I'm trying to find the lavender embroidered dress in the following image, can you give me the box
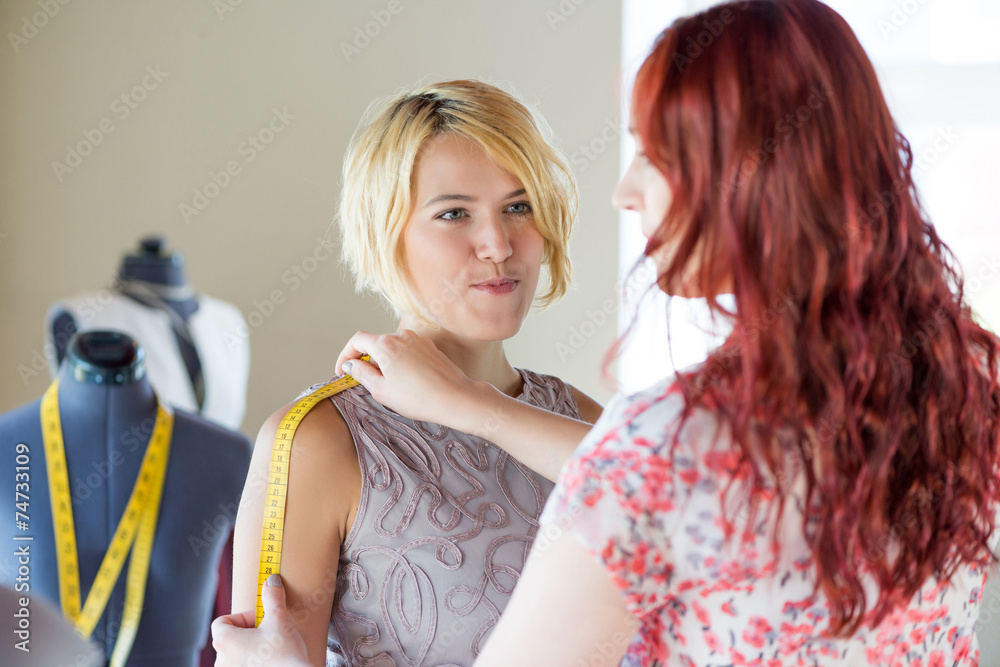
[325,369,581,667]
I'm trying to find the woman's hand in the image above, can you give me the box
[336,330,490,431]
[211,574,311,667]
[337,329,597,481]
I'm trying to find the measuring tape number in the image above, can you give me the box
[255,362,366,627]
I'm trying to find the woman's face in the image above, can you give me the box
[612,131,729,297]
[401,133,544,341]
[612,131,673,241]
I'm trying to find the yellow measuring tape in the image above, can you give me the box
[42,380,173,667]
[255,362,366,627]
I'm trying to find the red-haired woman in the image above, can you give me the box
[214,1,1000,665]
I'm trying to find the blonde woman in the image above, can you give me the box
[221,2,1000,665]
[221,80,602,667]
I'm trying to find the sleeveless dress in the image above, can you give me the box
[325,368,581,667]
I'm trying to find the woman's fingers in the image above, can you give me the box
[260,572,288,618]
[211,609,255,633]
[210,575,310,666]
[210,610,255,665]
[334,330,481,428]
[337,330,424,375]
[336,330,376,374]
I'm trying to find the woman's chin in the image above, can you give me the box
[465,316,525,343]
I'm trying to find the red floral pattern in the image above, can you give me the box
[540,377,994,667]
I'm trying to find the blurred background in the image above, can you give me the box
[2,0,999,658]
[0,0,624,433]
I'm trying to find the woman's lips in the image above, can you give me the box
[471,279,518,295]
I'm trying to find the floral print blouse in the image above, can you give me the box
[540,375,995,666]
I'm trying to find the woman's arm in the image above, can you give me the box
[448,380,599,481]
[337,330,602,481]
[472,517,640,666]
[232,398,362,666]
[219,506,639,667]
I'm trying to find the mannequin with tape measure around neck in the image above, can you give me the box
[44,236,251,431]
[0,330,251,666]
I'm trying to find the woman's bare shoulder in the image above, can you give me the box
[242,393,363,558]
[568,384,604,424]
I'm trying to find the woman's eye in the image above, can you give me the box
[438,209,466,221]
[507,202,532,216]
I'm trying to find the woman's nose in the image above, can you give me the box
[476,214,514,263]
[612,174,638,212]
[613,155,647,212]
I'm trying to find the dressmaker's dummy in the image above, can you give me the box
[45,236,250,431]
[0,331,251,666]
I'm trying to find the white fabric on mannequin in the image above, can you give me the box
[44,292,250,431]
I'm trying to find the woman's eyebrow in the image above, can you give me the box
[422,193,475,208]
[422,189,526,208]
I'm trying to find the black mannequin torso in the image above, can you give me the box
[0,331,251,666]
[116,235,199,320]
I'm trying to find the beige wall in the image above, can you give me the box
[0,0,624,437]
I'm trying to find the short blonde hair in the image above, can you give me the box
[338,79,578,318]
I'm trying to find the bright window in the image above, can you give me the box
[618,0,1000,393]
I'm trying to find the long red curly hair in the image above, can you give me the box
[626,0,1000,635]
